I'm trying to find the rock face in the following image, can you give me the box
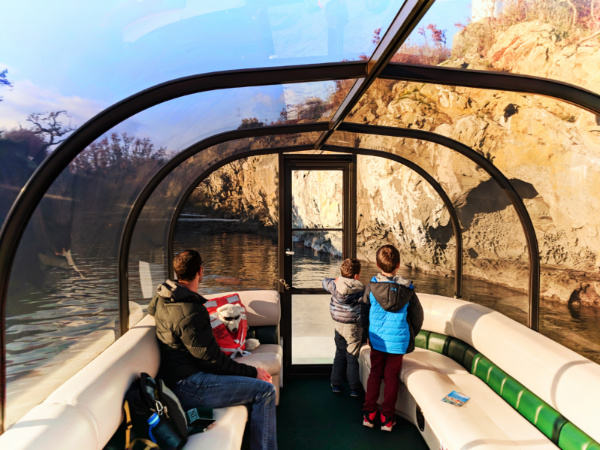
[188,21,600,306]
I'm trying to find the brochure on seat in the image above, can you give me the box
[441,390,470,407]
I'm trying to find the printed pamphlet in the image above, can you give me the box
[441,390,470,407]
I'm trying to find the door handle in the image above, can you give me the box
[285,248,295,256]
[278,279,291,291]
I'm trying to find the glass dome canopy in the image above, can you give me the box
[1,0,600,435]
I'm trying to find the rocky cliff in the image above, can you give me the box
[188,20,600,306]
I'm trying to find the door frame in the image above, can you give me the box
[278,153,357,377]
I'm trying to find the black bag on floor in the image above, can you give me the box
[123,373,188,450]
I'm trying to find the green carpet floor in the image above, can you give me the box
[276,378,428,449]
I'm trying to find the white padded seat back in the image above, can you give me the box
[204,290,280,327]
[0,402,99,450]
[419,293,600,443]
[46,314,159,447]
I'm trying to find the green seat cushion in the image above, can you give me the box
[500,376,526,409]
[558,423,600,450]
[447,338,469,365]
[517,390,567,443]
[463,346,479,372]
[428,332,450,355]
[472,354,493,382]
[487,366,508,396]
[415,330,430,349]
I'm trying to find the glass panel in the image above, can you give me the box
[330,131,530,325]
[392,0,600,94]
[292,293,335,364]
[128,132,321,307]
[0,80,346,237]
[173,155,280,295]
[341,78,600,361]
[292,170,343,229]
[292,230,342,288]
[1,0,402,141]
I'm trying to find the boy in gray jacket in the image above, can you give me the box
[322,258,365,397]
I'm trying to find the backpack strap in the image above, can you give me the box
[123,399,158,450]
[124,400,133,449]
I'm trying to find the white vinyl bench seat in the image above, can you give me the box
[0,290,282,450]
[359,294,600,450]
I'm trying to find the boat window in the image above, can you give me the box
[345,79,600,330]
[331,129,531,318]
[170,155,280,296]
[128,134,321,309]
[332,112,600,362]
[5,165,123,427]
[393,0,600,95]
[0,1,400,140]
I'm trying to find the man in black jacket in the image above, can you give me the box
[149,249,277,450]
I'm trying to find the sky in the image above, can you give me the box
[0,0,471,151]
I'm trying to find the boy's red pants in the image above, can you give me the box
[363,348,404,418]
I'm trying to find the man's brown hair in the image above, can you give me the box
[340,258,361,278]
[173,249,202,282]
[376,245,400,274]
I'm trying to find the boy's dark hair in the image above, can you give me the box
[174,249,202,282]
[376,245,400,274]
[340,258,361,278]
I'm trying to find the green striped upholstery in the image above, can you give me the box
[558,423,600,450]
[414,330,598,449]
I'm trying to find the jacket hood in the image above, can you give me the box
[369,274,414,312]
[334,277,365,296]
[156,279,205,303]
[149,280,205,316]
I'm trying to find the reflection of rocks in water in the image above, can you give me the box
[293,232,343,258]
[215,276,243,286]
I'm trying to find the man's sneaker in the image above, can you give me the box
[331,385,341,394]
[380,413,396,432]
[350,389,360,398]
[362,410,377,428]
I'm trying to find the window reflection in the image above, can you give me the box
[394,0,600,95]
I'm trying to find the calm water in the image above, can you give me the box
[5,228,600,426]
[175,229,600,363]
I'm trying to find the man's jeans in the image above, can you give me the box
[331,322,363,391]
[174,372,277,450]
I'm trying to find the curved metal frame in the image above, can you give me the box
[118,124,327,335]
[2,58,600,431]
[381,63,600,116]
[323,145,463,298]
[337,122,540,331]
[0,62,365,431]
[165,144,463,301]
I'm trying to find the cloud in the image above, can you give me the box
[0,79,105,132]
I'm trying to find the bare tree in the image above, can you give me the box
[0,69,12,102]
[21,110,76,147]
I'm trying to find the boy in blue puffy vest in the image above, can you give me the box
[322,258,365,397]
[362,245,423,431]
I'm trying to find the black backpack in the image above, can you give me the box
[123,373,188,450]
[105,373,215,450]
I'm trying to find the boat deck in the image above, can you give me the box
[276,377,427,449]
